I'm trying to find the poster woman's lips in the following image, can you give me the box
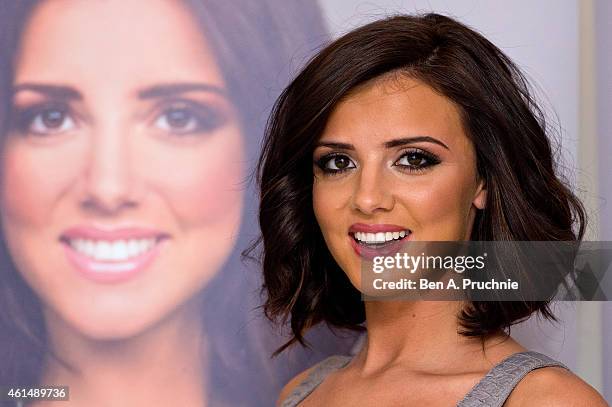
[59,226,170,283]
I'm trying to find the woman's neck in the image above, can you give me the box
[357,300,521,375]
[39,300,208,407]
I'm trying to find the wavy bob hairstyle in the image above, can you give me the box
[249,13,587,352]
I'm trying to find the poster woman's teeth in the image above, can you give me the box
[68,239,157,261]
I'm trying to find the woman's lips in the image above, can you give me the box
[59,226,169,284]
[348,223,412,260]
[348,223,407,233]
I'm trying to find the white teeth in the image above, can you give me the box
[353,230,410,243]
[69,238,157,261]
[127,240,139,255]
[97,241,112,260]
[111,240,128,260]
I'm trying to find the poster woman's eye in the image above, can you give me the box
[155,107,198,133]
[154,102,225,135]
[21,106,76,136]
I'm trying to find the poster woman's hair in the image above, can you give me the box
[0,1,328,405]
[251,13,587,353]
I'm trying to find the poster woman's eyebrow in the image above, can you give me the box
[384,136,449,150]
[138,83,227,99]
[13,83,82,100]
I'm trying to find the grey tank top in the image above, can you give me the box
[280,351,568,407]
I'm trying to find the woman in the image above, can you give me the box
[0,1,336,406]
[252,14,608,406]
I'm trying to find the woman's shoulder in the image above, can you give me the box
[505,365,608,407]
[277,365,317,407]
[276,355,353,407]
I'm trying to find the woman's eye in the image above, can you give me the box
[27,107,76,135]
[153,103,224,135]
[394,150,439,171]
[155,107,198,133]
[317,154,356,173]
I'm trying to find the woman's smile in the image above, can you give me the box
[348,223,412,260]
[59,225,171,283]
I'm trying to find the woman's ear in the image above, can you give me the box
[473,180,486,209]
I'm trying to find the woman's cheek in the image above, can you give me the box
[397,174,476,240]
[0,142,81,226]
[146,131,245,225]
[313,179,343,229]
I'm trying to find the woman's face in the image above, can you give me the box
[0,0,244,339]
[312,76,486,289]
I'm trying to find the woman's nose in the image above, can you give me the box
[350,165,394,215]
[80,127,139,215]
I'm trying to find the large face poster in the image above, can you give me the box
[0,1,609,406]
[0,1,354,406]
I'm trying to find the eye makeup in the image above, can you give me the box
[10,100,78,137]
[313,146,441,177]
[393,147,441,173]
[149,98,228,136]
[9,93,230,140]
[314,152,356,175]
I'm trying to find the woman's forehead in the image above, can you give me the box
[14,0,225,92]
[319,76,470,152]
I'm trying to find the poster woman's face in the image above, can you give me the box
[0,0,244,339]
[312,77,486,289]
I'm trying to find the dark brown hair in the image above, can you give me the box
[249,13,587,353]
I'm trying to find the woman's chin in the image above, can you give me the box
[77,323,151,342]
[45,305,182,343]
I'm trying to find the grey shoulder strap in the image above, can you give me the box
[279,355,352,407]
[457,351,569,407]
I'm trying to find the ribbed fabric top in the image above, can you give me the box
[457,351,568,406]
[280,351,568,407]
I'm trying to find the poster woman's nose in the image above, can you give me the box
[80,127,139,215]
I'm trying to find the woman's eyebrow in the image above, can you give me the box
[315,136,450,151]
[384,136,449,150]
[314,141,354,150]
[138,83,227,99]
[13,83,82,100]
